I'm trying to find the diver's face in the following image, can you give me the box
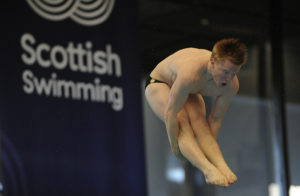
[211,58,241,87]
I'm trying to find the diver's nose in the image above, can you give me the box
[225,74,232,81]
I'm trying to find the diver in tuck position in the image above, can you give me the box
[145,38,247,187]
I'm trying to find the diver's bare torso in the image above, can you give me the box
[145,41,245,187]
[150,48,238,97]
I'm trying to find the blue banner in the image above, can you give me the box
[0,1,146,195]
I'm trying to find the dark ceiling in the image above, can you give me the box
[138,0,300,74]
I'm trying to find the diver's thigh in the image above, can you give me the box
[184,94,206,122]
[145,83,170,121]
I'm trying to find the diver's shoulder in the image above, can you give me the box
[177,47,211,54]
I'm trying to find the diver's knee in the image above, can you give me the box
[177,113,189,127]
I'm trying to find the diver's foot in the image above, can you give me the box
[216,165,238,184]
[204,167,229,187]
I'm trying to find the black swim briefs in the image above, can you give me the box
[145,76,169,89]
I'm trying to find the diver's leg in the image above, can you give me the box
[177,110,229,187]
[185,94,237,184]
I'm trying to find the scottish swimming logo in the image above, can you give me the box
[26,0,115,26]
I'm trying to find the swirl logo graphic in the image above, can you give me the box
[26,0,115,26]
